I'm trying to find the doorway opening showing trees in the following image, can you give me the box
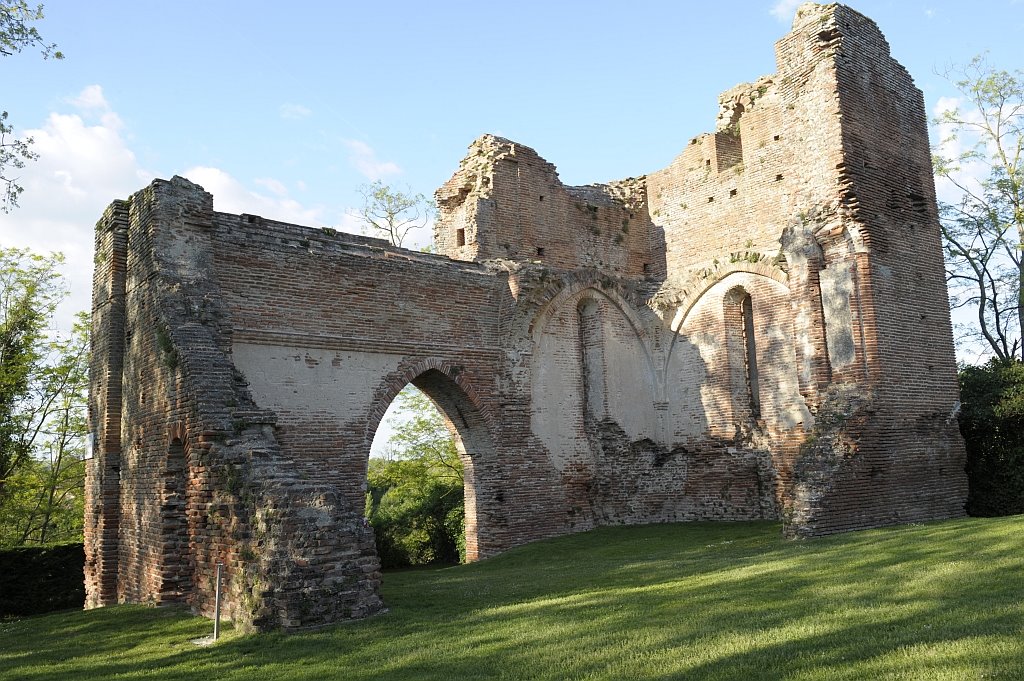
[365,368,491,569]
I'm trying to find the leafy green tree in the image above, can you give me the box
[933,56,1023,361]
[0,249,87,547]
[958,360,1024,516]
[365,386,464,567]
[1,1,63,212]
[356,181,434,249]
[0,247,66,502]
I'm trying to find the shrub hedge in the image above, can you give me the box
[959,360,1024,517]
[0,542,84,617]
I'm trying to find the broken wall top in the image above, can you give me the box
[433,2,921,290]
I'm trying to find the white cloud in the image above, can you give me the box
[0,85,338,332]
[182,166,330,226]
[337,209,366,235]
[402,218,435,251]
[254,177,289,197]
[341,207,434,251]
[279,103,311,120]
[769,0,802,23]
[0,86,151,329]
[67,84,125,135]
[342,139,401,181]
[69,84,109,112]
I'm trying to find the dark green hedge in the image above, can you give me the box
[959,360,1024,517]
[0,542,84,617]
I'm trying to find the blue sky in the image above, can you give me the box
[1,0,1022,330]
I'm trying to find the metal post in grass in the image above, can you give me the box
[213,563,223,640]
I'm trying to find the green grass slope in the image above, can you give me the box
[2,517,1021,680]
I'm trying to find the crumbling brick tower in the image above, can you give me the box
[85,3,966,631]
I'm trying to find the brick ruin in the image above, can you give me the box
[85,3,967,630]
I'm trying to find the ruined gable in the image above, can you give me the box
[85,3,966,631]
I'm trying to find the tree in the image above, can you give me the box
[958,359,1024,517]
[0,247,65,502]
[933,56,1023,362]
[365,386,464,567]
[0,249,87,548]
[1,0,63,212]
[356,180,434,249]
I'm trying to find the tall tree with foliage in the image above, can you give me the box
[1,1,63,212]
[933,56,1023,362]
[0,249,87,547]
[0,248,65,501]
[365,386,464,567]
[0,313,88,545]
[356,181,434,249]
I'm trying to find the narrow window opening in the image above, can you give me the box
[456,228,466,247]
[705,159,711,168]
[775,174,784,182]
[708,196,715,203]
[536,246,545,257]
[539,195,544,202]
[773,134,781,141]
[642,263,651,274]
[578,299,606,421]
[729,189,738,198]
[741,294,761,418]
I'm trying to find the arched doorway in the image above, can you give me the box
[365,367,494,564]
[367,384,464,566]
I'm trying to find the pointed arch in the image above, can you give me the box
[363,359,497,562]
[528,280,659,387]
[363,358,496,450]
[667,265,789,367]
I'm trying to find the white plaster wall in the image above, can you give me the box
[530,288,658,469]
[663,325,715,441]
[231,342,402,425]
[530,302,589,472]
[601,298,658,441]
[819,262,856,369]
[674,293,730,438]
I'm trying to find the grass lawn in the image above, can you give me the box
[2,516,1021,680]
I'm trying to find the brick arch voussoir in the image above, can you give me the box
[167,421,187,446]
[523,270,655,345]
[673,262,789,333]
[518,272,661,385]
[362,357,497,451]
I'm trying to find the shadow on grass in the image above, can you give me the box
[2,517,1021,680]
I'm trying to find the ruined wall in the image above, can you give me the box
[87,180,389,628]
[436,136,661,279]
[87,2,967,632]
[782,5,967,533]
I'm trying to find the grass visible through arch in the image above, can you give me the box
[2,517,1021,680]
